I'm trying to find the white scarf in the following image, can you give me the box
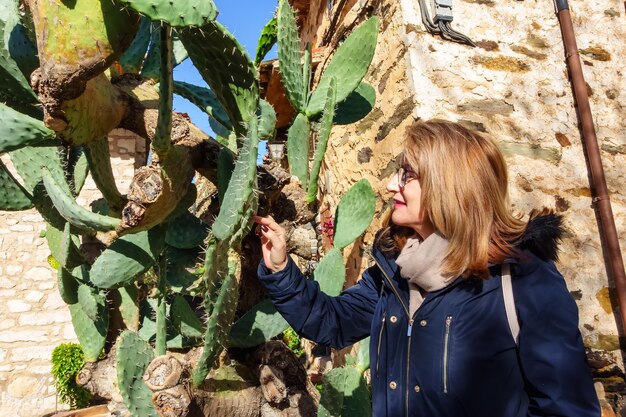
[395,232,455,316]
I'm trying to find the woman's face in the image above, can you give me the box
[386,163,435,239]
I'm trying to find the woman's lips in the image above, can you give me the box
[393,199,406,206]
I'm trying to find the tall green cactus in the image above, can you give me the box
[276,0,378,200]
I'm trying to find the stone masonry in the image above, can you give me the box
[0,130,145,416]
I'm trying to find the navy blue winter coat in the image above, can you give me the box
[257,215,600,417]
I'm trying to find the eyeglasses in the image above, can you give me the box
[397,166,418,189]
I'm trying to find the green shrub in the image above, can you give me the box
[282,327,304,358]
[51,343,92,409]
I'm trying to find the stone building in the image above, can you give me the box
[0,0,624,415]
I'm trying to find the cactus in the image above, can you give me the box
[45,222,83,270]
[277,0,305,111]
[229,298,289,348]
[211,118,259,241]
[0,1,40,119]
[313,247,346,296]
[152,25,173,156]
[334,82,376,125]
[42,167,120,232]
[77,284,106,322]
[173,80,232,133]
[254,16,278,67]
[0,103,54,153]
[119,17,153,74]
[217,148,235,204]
[305,17,379,117]
[307,77,337,204]
[333,179,376,250]
[57,267,79,305]
[84,137,125,214]
[171,295,204,339]
[192,254,239,387]
[116,331,159,417]
[0,159,33,211]
[286,113,311,188]
[90,226,166,289]
[259,99,277,140]
[116,0,217,28]
[179,20,259,136]
[68,299,108,362]
[276,4,378,200]
[165,211,210,249]
[318,337,372,417]
[117,285,140,331]
[69,147,89,197]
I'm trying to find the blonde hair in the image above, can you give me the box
[379,120,527,279]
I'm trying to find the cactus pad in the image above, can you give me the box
[68,300,108,362]
[258,99,277,140]
[229,298,289,348]
[286,113,310,188]
[116,331,158,417]
[307,77,336,204]
[119,16,153,74]
[57,267,79,305]
[334,82,376,125]
[90,226,166,289]
[42,167,120,232]
[254,16,277,66]
[277,0,304,111]
[84,137,125,214]
[192,256,240,387]
[318,366,372,417]
[0,158,33,210]
[179,21,259,135]
[173,81,232,132]
[211,119,259,241]
[116,0,217,28]
[165,211,210,249]
[306,17,379,116]
[313,247,346,296]
[333,179,376,250]
[0,103,54,153]
[171,295,204,339]
[77,284,106,322]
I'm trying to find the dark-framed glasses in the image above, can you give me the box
[397,166,418,189]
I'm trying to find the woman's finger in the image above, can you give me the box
[252,215,283,233]
[261,227,285,249]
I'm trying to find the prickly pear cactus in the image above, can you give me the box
[116,331,159,417]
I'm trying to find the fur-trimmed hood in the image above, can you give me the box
[516,211,564,262]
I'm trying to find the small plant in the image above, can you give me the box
[51,343,92,409]
[282,327,304,358]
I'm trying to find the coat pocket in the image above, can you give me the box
[443,315,453,393]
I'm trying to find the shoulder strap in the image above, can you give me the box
[501,263,520,345]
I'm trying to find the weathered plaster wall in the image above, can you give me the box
[0,130,144,416]
[298,0,625,413]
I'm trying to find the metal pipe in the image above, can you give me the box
[554,1,626,331]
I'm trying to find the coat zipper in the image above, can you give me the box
[443,315,453,393]
[370,254,412,417]
[376,316,385,376]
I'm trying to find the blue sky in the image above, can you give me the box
[173,0,278,140]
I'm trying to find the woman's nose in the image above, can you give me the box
[386,174,399,193]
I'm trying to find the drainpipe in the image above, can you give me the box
[554,0,626,332]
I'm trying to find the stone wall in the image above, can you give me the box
[295,0,625,413]
[0,130,145,417]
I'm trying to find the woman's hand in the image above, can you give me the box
[253,216,288,273]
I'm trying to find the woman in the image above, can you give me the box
[253,120,600,416]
